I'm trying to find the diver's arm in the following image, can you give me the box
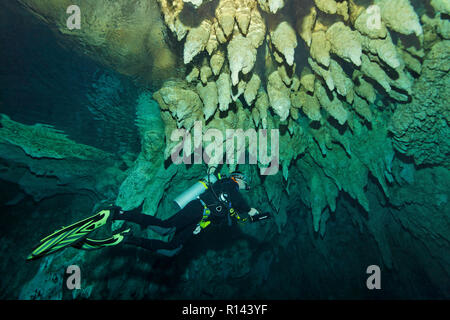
[228,185,251,213]
[226,180,270,223]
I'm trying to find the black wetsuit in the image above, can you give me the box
[115,178,251,254]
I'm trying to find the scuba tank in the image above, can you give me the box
[173,173,218,209]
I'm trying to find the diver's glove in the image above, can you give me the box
[248,209,272,223]
[248,208,259,217]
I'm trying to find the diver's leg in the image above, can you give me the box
[145,202,202,235]
[112,206,169,228]
[114,200,203,230]
[124,236,178,250]
[123,235,182,257]
[123,225,196,257]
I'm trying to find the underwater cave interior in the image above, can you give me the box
[0,0,449,299]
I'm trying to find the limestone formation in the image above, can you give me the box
[297,5,317,47]
[326,22,363,66]
[310,31,331,67]
[375,0,423,36]
[235,0,257,34]
[315,80,348,125]
[353,72,377,104]
[271,21,298,66]
[354,5,388,39]
[255,89,270,128]
[298,89,322,122]
[267,71,292,121]
[197,81,219,120]
[228,34,257,85]
[184,20,212,64]
[352,94,373,123]
[216,0,237,37]
[184,0,206,9]
[158,0,188,40]
[431,0,450,14]
[153,81,203,131]
[247,8,266,48]
[362,34,402,69]
[200,64,213,84]
[217,72,233,111]
[210,50,226,75]
[329,59,354,99]
[244,73,262,105]
[300,67,316,93]
[314,0,337,15]
[258,0,285,13]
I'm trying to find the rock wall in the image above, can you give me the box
[16,0,180,88]
[0,114,126,202]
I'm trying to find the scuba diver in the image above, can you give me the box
[27,171,271,260]
[111,172,270,257]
